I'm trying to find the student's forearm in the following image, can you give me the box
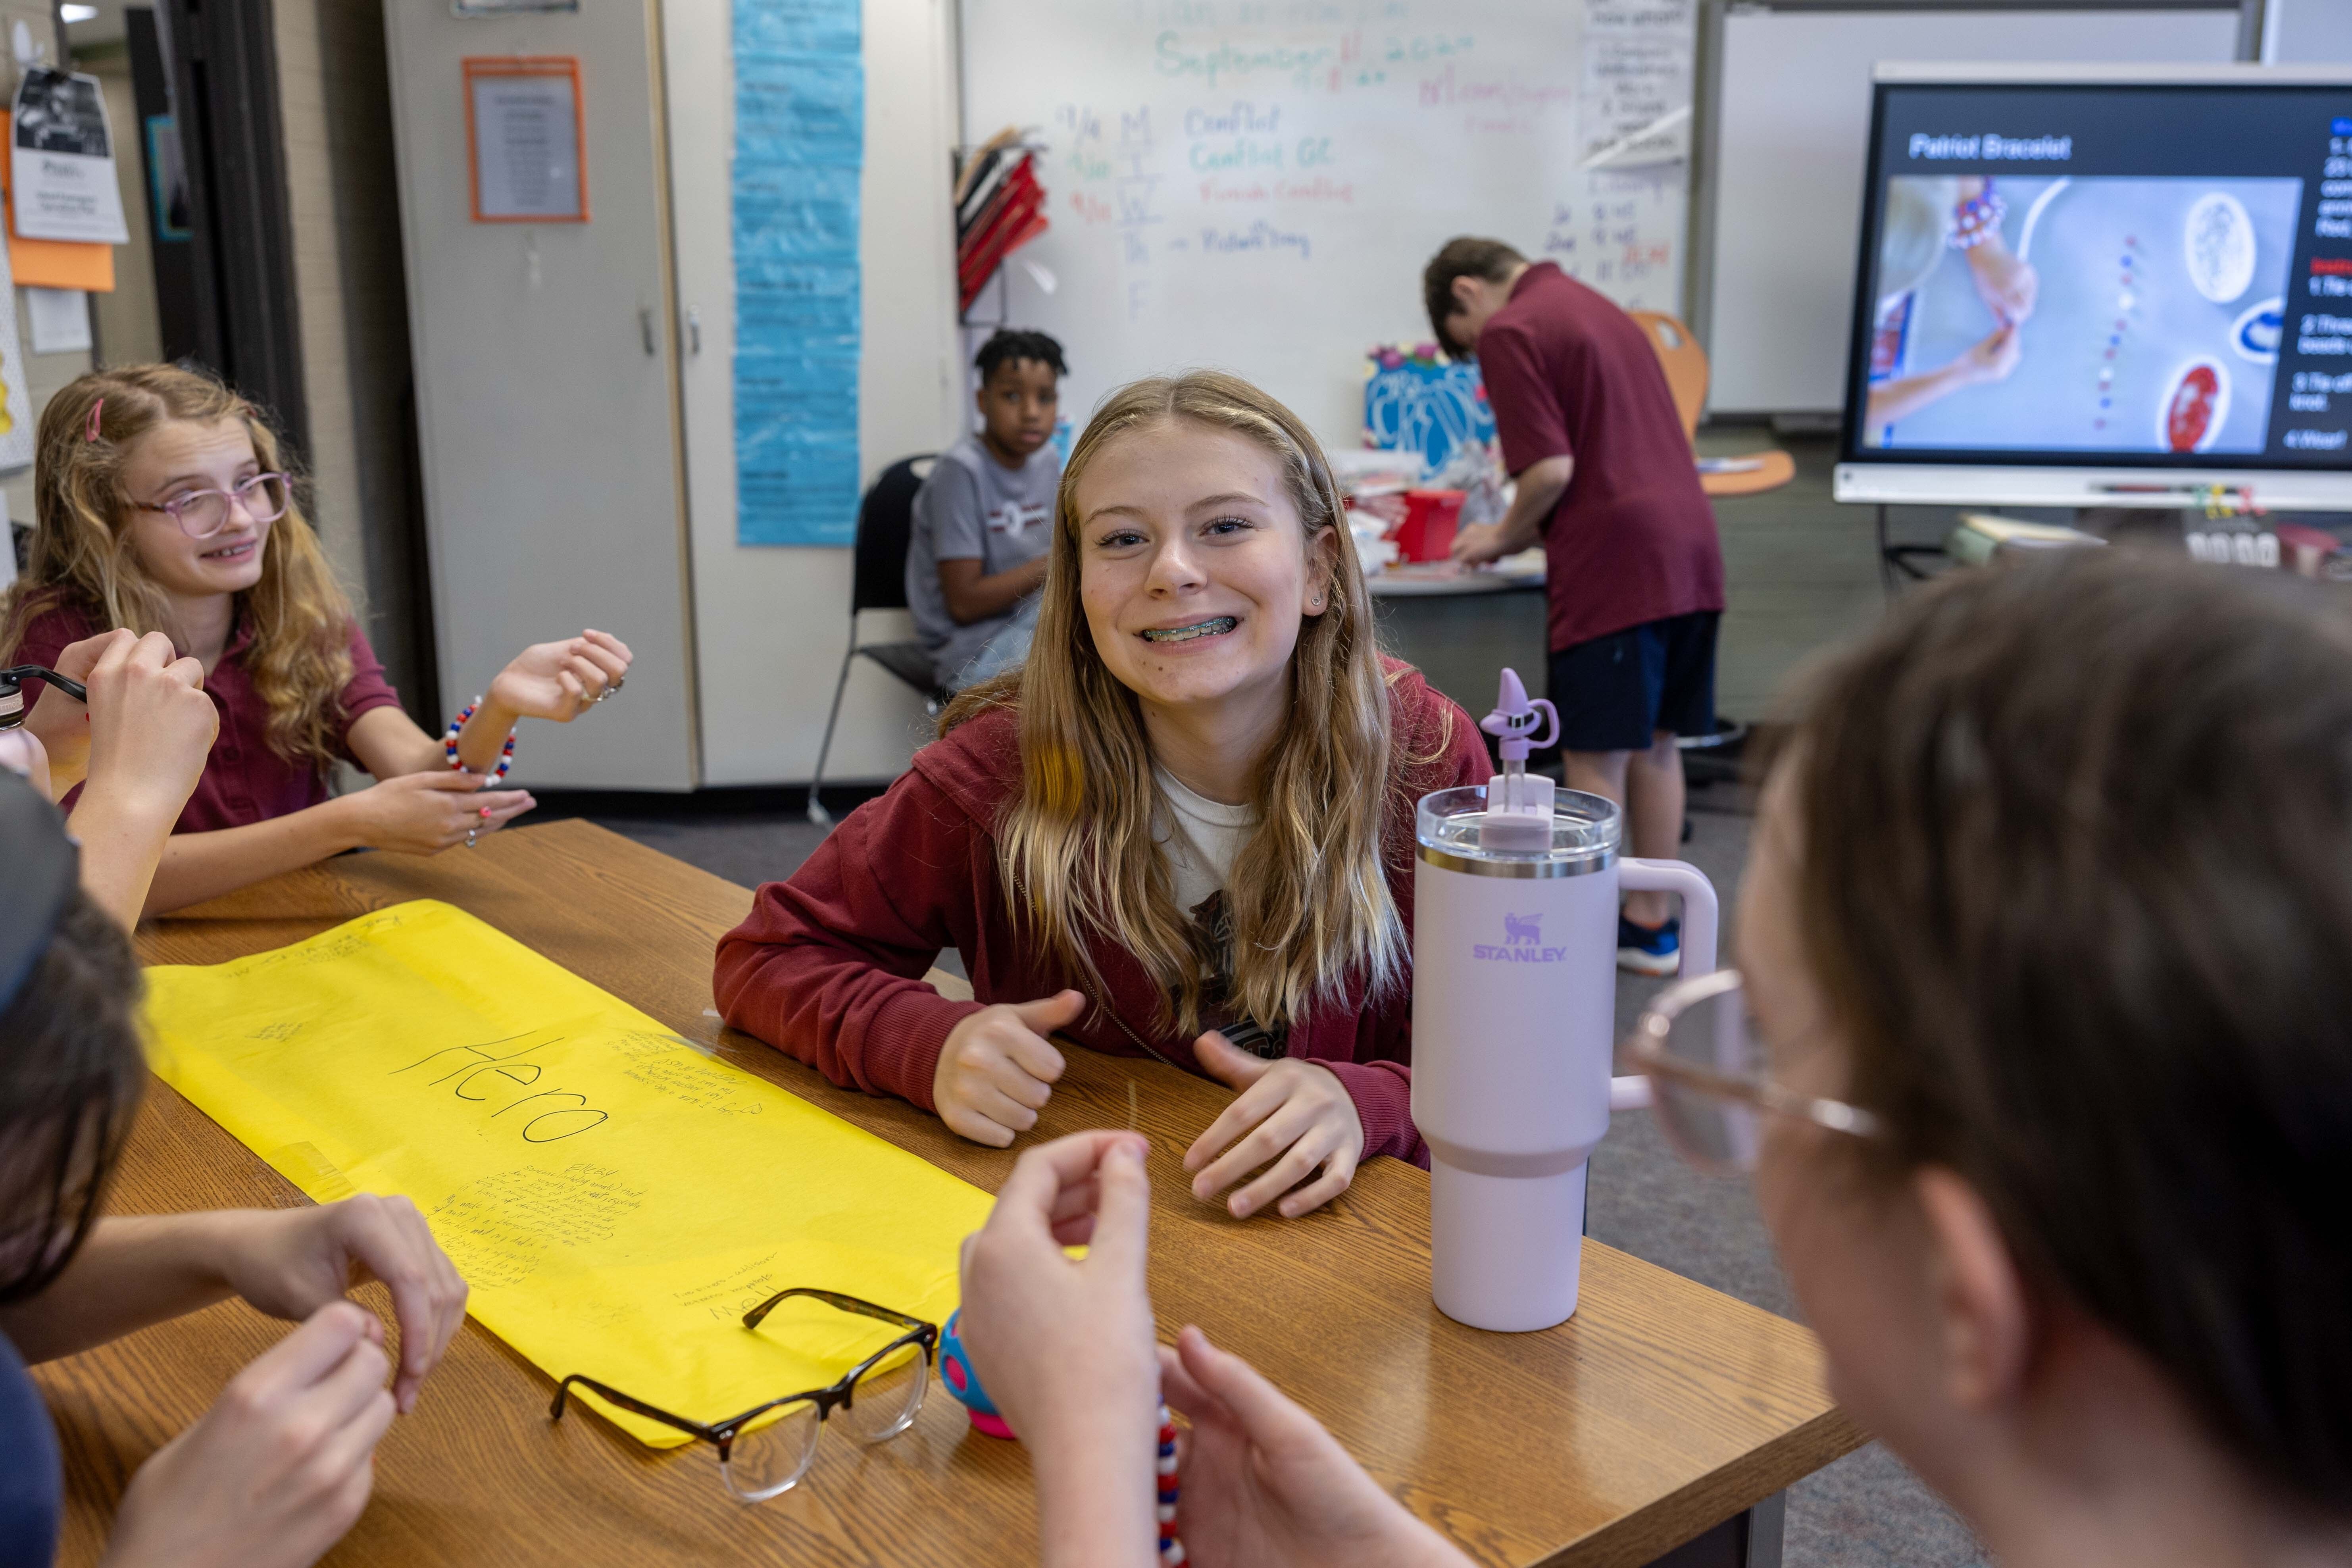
[1032,1418,1160,1568]
[942,557,1048,625]
[1865,366,1968,429]
[1497,459,1572,551]
[67,792,183,929]
[0,1215,240,1362]
[142,800,365,916]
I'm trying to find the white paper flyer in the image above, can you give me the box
[10,67,130,245]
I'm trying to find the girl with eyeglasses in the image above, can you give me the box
[0,365,633,916]
[719,372,1489,1220]
[959,551,2352,1568]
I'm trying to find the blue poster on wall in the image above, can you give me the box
[733,0,863,546]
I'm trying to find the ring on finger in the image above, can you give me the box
[465,828,478,849]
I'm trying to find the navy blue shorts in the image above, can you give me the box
[1547,611,1720,754]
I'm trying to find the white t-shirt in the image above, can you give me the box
[1153,767,1258,914]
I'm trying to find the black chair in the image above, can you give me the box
[808,454,944,826]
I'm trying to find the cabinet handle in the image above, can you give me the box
[687,308,702,356]
[640,307,657,356]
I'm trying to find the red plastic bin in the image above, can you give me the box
[1394,489,1465,563]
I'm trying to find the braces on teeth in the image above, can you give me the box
[1141,617,1237,643]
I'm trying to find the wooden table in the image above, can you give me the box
[37,820,1860,1567]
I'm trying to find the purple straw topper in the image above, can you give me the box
[1478,669,1558,852]
[1479,668,1558,762]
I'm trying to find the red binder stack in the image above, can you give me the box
[956,127,1049,313]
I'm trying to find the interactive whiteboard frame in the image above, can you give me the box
[1833,60,2352,512]
[1690,1,2243,418]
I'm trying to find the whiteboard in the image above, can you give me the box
[1701,6,2240,416]
[961,0,1694,446]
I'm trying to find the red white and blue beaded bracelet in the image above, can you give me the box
[444,697,518,781]
[1949,182,2008,250]
[1156,1402,1185,1565]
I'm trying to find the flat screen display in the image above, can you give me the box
[1840,78,2352,476]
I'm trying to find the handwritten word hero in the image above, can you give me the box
[392,1031,611,1143]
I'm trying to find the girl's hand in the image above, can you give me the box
[344,770,533,854]
[19,627,132,789]
[79,630,217,826]
[485,629,633,723]
[1966,244,2039,326]
[1185,1034,1363,1219]
[1957,324,2023,387]
[100,1302,395,1568]
[1161,1325,1469,1568]
[213,1195,469,1414]
[933,990,1081,1147]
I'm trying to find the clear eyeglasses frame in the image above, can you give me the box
[549,1287,937,1503]
[131,471,291,540]
[1623,968,1886,1175]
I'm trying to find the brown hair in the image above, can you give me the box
[0,365,354,771]
[1785,548,2352,1514]
[1421,237,1525,354]
[942,370,1446,1035]
[0,885,145,1303]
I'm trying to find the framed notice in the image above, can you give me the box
[463,58,587,223]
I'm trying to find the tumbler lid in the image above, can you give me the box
[1415,784,1619,879]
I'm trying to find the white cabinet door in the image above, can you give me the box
[384,0,696,789]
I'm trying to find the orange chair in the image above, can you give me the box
[1628,310,1710,443]
[1625,309,1794,498]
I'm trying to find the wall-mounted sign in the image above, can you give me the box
[10,66,129,244]
[463,57,587,223]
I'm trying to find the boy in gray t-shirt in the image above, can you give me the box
[906,330,1067,689]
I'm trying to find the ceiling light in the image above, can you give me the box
[60,4,98,21]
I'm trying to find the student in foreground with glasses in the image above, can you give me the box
[0,365,634,917]
[958,551,2352,1568]
[0,757,469,1566]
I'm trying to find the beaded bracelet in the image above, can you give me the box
[1156,1402,1185,1566]
[1948,183,2008,250]
[444,696,518,781]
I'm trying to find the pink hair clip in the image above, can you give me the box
[85,399,103,443]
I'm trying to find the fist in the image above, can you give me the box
[932,990,1083,1147]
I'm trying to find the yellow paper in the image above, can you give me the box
[142,900,991,1447]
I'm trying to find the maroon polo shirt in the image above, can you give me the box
[12,600,404,833]
[1475,262,1725,652]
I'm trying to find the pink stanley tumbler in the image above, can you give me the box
[1410,671,1717,1332]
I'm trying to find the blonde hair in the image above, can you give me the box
[0,365,355,771]
[943,370,1444,1035]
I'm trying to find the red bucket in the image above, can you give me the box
[1394,489,1465,563]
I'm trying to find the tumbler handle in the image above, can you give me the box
[1608,858,1719,1112]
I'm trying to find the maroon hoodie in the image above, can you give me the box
[714,663,1490,1166]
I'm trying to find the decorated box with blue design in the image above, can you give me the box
[1364,345,1493,473]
